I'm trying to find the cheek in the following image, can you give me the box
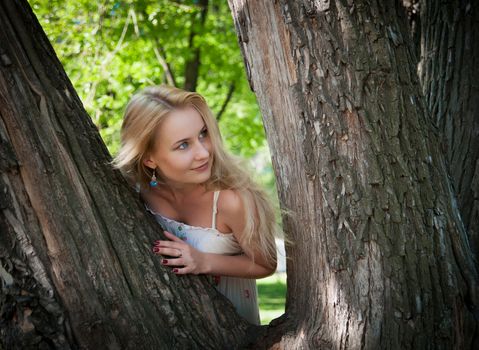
[160,153,192,175]
[205,139,214,154]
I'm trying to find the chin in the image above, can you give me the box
[201,171,212,182]
[197,169,212,183]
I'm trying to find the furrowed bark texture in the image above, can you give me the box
[0,1,253,349]
[229,0,479,349]
[419,0,479,260]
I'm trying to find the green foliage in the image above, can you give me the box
[257,273,287,325]
[29,0,265,158]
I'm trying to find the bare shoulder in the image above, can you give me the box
[217,190,246,233]
[218,189,243,215]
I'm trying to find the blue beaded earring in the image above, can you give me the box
[149,168,158,187]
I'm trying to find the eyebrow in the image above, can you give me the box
[172,125,207,147]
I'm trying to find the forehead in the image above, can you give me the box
[156,107,205,144]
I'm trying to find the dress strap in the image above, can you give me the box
[212,191,220,230]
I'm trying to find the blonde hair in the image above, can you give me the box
[113,85,277,268]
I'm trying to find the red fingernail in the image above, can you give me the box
[173,268,178,273]
[162,259,168,264]
[153,247,159,252]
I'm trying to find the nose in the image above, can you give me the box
[194,140,210,160]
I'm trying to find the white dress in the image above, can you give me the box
[146,191,261,325]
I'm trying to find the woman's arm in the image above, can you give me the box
[155,231,275,278]
[153,190,276,278]
[202,251,275,278]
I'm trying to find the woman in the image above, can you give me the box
[113,85,277,325]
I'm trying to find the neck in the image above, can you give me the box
[156,182,206,203]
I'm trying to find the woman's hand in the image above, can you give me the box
[152,231,208,275]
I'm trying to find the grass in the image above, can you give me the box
[257,272,287,325]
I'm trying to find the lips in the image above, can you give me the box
[192,161,209,171]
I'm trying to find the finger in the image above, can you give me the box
[153,232,179,244]
[153,241,182,250]
[161,258,184,267]
[172,267,189,275]
[153,247,182,257]
[163,231,184,242]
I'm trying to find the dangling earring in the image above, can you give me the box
[149,168,158,187]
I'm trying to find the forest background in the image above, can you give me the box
[28,0,275,189]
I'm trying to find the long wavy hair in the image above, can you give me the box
[113,85,277,268]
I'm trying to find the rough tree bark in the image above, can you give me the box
[229,0,478,349]
[0,1,254,349]
[418,0,479,260]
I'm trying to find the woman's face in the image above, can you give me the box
[144,107,213,188]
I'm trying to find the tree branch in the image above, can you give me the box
[84,8,133,121]
[153,39,177,87]
[216,82,235,121]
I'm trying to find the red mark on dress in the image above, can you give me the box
[244,289,250,298]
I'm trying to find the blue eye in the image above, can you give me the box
[178,142,188,150]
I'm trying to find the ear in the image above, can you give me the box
[143,156,157,170]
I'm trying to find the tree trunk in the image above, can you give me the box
[418,0,479,260]
[184,0,209,92]
[0,1,253,349]
[229,0,478,349]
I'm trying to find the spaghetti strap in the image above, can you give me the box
[212,191,220,230]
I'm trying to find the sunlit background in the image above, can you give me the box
[29,0,285,324]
